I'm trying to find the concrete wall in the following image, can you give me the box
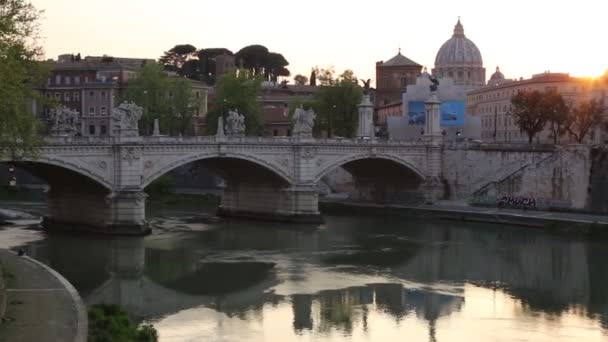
[443,144,593,210]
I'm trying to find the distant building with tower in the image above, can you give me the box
[375,50,423,106]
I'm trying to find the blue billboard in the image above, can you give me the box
[440,101,465,126]
[408,101,426,125]
[407,101,465,127]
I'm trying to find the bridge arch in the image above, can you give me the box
[4,157,113,191]
[315,153,425,183]
[142,151,293,189]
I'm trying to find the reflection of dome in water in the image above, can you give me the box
[432,18,486,87]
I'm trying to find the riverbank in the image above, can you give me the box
[320,199,608,237]
[0,249,87,342]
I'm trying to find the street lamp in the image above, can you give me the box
[329,104,336,138]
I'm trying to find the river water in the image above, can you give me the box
[2,201,608,342]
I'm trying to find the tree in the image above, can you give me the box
[510,90,550,144]
[266,52,290,82]
[235,45,269,76]
[542,90,570,144]
[205,70,263,135]
[122,63,196,135]
[0,0,49,157]
[235,45,291,82]
[567,99,604,143]
[168,77,197,135]
[312,69,363,138]
[159,44,197,74]
[197,48,233,84]
[312,66,336,86]
[293,74,308,85]
[309,70,316,86]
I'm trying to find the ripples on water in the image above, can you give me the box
[9,204,608,342]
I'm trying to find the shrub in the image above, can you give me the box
[88,304,158,342]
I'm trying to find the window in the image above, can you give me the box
[55,74,61,85]
[64,93,71,101]
[89,125,96,135]
[89,91,94,97]
[89,107,95,115]
[196,91,200,99]
[73,92,80,101]
[54,93,61,100]
[100,107,107,115]
[65,76,71,85]
[101,91,106,99]
[273,129,278,136]
[74,76,80,84]
[100,125,107,135]
[84,76,89,83]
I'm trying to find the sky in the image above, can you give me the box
[30,0,607,85]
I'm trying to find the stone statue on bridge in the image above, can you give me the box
[292,106,316,138]
[225,109,245,136]
[49,106,81,136]
[112,101,143,137]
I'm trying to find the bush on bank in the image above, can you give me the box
[88,304,158,342]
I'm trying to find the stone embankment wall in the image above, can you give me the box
[443,144,594,211]
[588,147,608,214]
[0,263,5,322]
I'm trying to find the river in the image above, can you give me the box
[1,200,608,342]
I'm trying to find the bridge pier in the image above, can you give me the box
[43,189,149,235]
[217,182,322,223]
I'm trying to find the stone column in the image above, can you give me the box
[423,92,445,203]
[105,190,148,234]
[43,189,149,235]
[423,92,442,144]
[217,182,321,223]
[357,94,375,138]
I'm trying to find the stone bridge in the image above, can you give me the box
[1,135,444,234]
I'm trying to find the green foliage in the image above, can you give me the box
[235,45,290,82]
[0,0,48,158]
[543,91,571,144]
[197,48,233,84]
[88,304,158,342]
[293,74,308,86]
[510,90,551,144]
[311,68,362,137]
[205,70,263,135]
[567,99,604,143]
[145,175,175,196]
[158,44,197,74]
[122,63,197,135]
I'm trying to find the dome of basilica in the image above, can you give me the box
[432,18,485,88]
[435,18,483,67]
[490,66,504,80]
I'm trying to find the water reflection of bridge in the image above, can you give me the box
[23,218,608,333]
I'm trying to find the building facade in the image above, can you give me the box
[38,54,210,136]
[467,72,607,143]
[38,55,150,136]
[375,50,422,106]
